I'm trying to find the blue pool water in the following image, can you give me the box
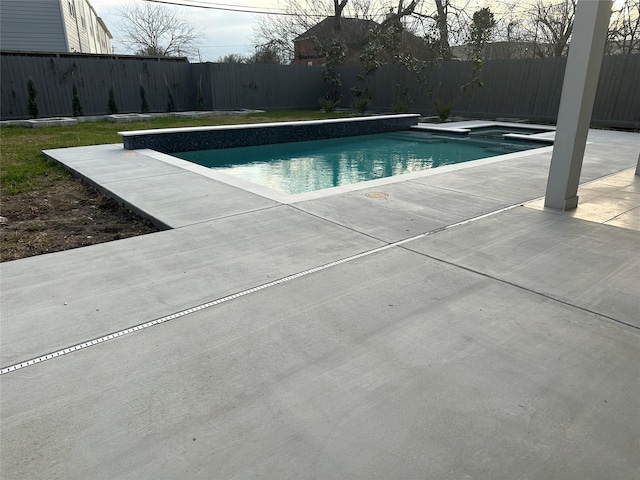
[174,130,544,195]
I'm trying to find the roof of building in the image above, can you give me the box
[293,16,435,64]
[293,17,375,43]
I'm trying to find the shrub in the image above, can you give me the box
[166,87,176,112]
[321,39,345,109]
[434,100,454,122]
[392,83,412,114]
[72,83,83,117]
[392,102,408,113]
[196,76,205,110]
[353,97,371,115]
[108,87,118,114]
[139,84,149,113]
[319,96,339,113]
[26,79,39,118]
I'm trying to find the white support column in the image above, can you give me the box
[544,0,612,210]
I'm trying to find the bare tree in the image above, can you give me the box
[216,53,249,64]
[607,0,640,54]
[483,0,576,58]
[382,0,422,26]
[409,0,470,60]
[533,0,576,56]
[333,0,349,31]
[250,41,289,64]
[487,0,638,57]
[433,0,452,59]
[253,0,430,63]
[253,0,375,63]
[493,0,575,57]
[412,0,454,59]
[253,0,339,63]
[117,2,202,58]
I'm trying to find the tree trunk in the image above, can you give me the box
[333,0,348,31]
[434,0,452,59]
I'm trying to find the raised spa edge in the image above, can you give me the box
[119,114,420,153]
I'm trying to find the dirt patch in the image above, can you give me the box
[1,177,160,262]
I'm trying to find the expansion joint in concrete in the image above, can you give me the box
[400,246,640,333]
[0,203,522,376]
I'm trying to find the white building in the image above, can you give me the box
[0,0,112,54]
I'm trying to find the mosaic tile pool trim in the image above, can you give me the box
[120,114,420,153]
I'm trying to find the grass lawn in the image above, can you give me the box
[0,110,349,261]
[1,110,349,195]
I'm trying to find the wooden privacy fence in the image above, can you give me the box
[344,54,640,128]
[1,52,193,119]
[1,51,639,128]
[0,52,326,119]
[191,62,326,111]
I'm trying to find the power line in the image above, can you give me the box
[142,0,325,17]
[201,44,255,47]
[185,0,283,9]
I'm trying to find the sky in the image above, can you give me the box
[86,0,490,62]
[89,0,282,61]
[88,0,632,62]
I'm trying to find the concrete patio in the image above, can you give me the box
[1,125,638,479]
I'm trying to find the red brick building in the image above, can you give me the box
[293,17,435,66]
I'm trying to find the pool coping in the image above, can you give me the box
[143,141,555,205]
[59,120,640,235]
[138,119,556,204]
[412,121,556,142]
[42,119,566,230]
[118,114,420,137]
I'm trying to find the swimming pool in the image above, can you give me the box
[173,130,548,195]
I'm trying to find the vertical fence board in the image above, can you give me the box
[506,59,526,116]
[548,56,566,120]
[620,55,640,125]
[613,55,632,124]
[596,55,617,121]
